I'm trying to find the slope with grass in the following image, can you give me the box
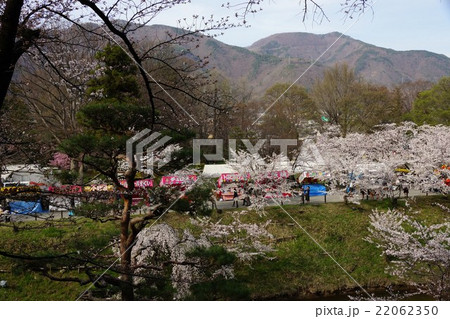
[0,196,448,300]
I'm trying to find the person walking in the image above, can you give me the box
[305,186,310,202]
[403,186,409,198]
[210,193,218,211]
[360,188,366,200]
[232,188,239,208]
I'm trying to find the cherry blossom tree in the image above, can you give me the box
[366,208,450,300]
[13,39,98,146]
[309,122,450,199]
[193,211,275,262]
[49,152,71,170]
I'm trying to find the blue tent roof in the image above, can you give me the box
[9,200,49,214]
[302,184,327,196]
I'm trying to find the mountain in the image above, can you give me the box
[128,25,328,96]
[52,24,450,97]
[143,26,449,96]
[247,32,450,86]
[155,27,449,96]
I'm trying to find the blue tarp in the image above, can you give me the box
[9,200,49,214]
[302,184,327,196]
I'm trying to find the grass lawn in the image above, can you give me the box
[0,195,448,300]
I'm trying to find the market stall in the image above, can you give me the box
[120,179,154,206]
[9,200,49,214]
[202,164,236,178]
[297,171,328,201]
[217,173,249,188]
[48,185,82,194]
[159,175,197,187]
[216,173,250,201]
[302,184,327,196]
[438,165,450,187]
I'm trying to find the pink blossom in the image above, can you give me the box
[49,152,71,170]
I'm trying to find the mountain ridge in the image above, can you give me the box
[50,24,450,97]
[245,31,450,86]
[154,27,449,96]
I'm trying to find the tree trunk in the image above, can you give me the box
[70,159,76,171]
[77,158,84,185]
[0,0,25,110]
[119,194,134,300]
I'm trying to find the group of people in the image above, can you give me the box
[358,185,410,201]
[232,188,253,208]
[209,187,251,210]
[212,184,313,208]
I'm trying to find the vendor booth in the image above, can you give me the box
[216,171,292,201]
[48,179,155,208]
[297,172,328,200]
[120,179,154,206]
[216,173,250,201]
[1,186,49,215]
[48,185,82,194]
[159,175,197,187]
[202,164,237,178]
[217,173,250,188]
[256,170,292,199]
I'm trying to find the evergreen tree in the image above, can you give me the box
[60,44,153,301]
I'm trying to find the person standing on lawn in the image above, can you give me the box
[232,188,239,208]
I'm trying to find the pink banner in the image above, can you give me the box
[48,185,83,194]
[159,175,197,186]
[119,179,153,188]
[217,173,250,187]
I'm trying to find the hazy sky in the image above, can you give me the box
[150,0,450,57]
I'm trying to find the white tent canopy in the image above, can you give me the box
[202,164,237,178]
[1,164,53,185]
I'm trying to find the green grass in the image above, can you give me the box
[0,218,120,300]
[232,205,392,298]
[0,195,448,300]
[0,269,82,301]
[159,195,449,299]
